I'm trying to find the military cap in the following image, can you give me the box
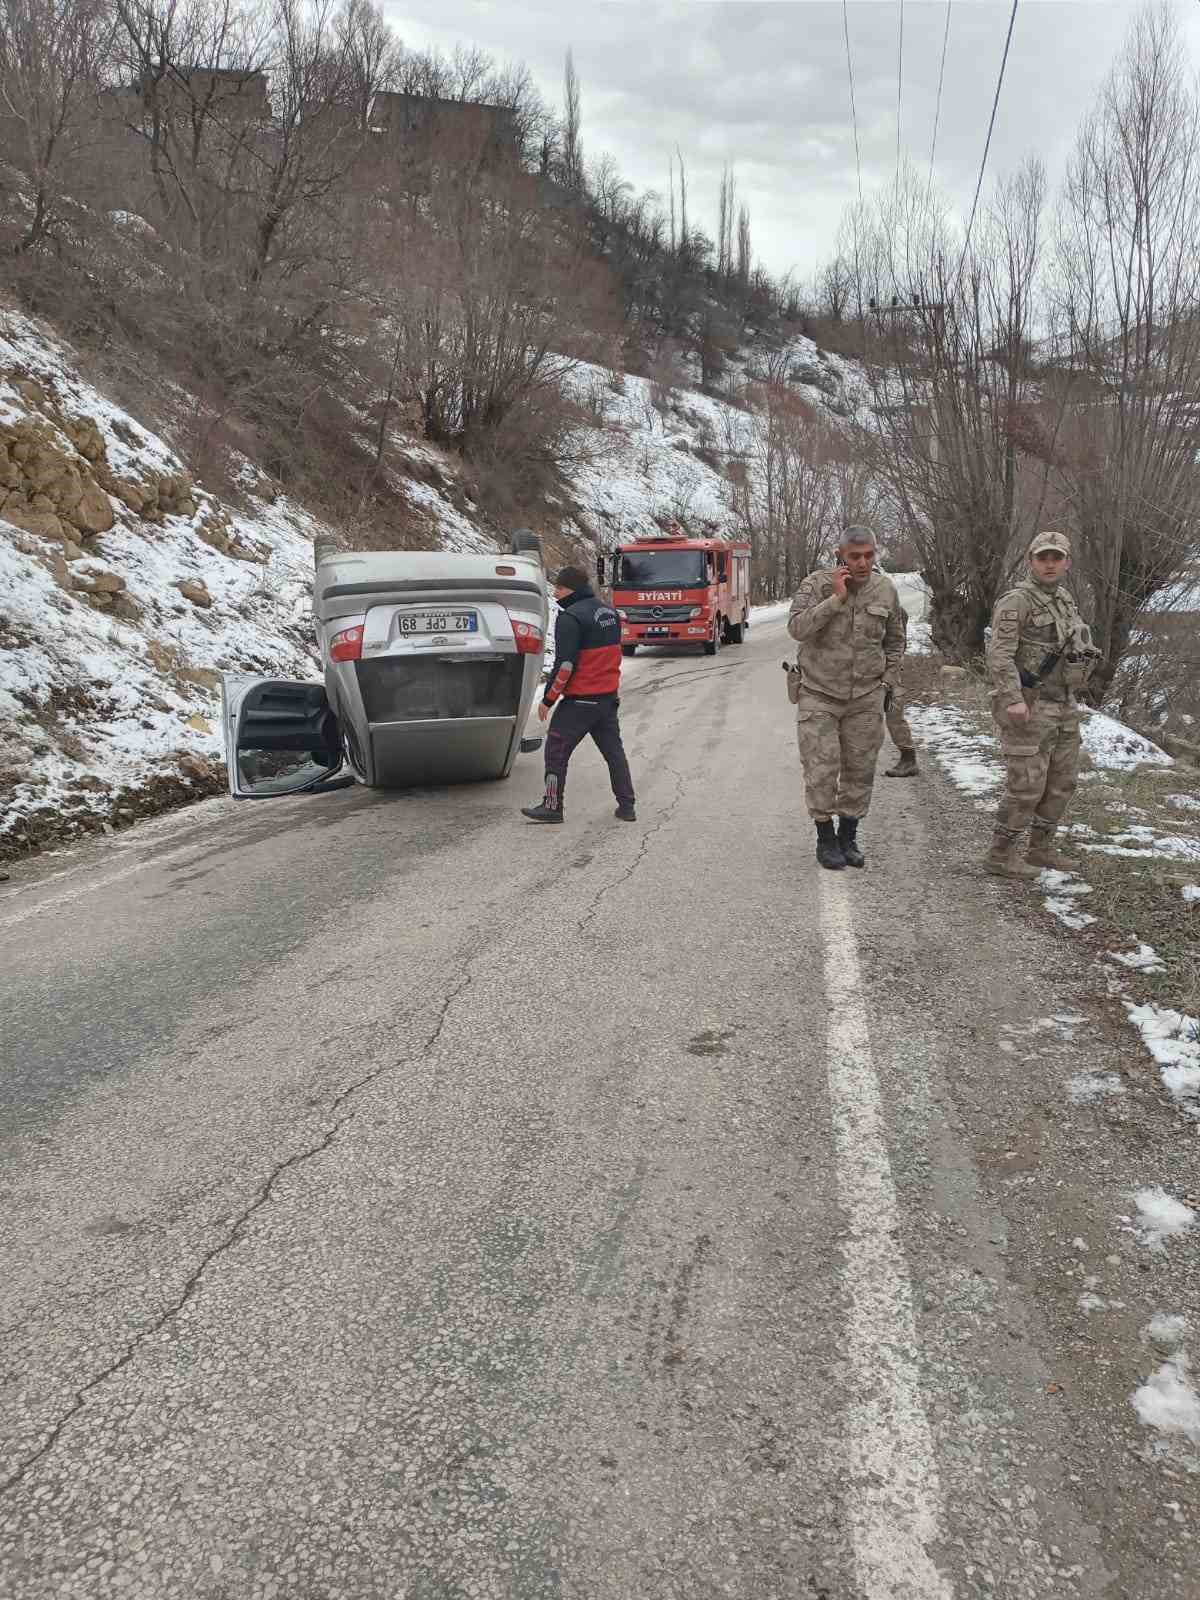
[1029,531,1071,557]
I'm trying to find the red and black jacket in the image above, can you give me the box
[543,586,622,705]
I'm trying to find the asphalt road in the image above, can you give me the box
[2,612,1198,1600]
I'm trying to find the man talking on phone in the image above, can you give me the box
[787,526,905,870]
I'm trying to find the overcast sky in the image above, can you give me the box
[380,1,1200,283]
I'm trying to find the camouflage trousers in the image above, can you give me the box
[885,682,915,751]
[992,693,1082,841]
[795,686,885,821]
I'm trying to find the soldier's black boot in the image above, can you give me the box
[815,820,846,870]
[837,816,865,868]
[521,800,564,824]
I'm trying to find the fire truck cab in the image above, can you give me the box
[598,530,751,656]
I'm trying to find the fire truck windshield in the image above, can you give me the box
[618,550,707,588]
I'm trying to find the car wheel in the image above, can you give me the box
[703,619,721,656]
[622,644,637,658]
[511,529,541,557]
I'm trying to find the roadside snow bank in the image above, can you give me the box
[1126,1005,1200,1108]
[1132,1188,1197,1250]
[1039,868,1097,931]
[1081,711,1174,771]
[1132,1316,1200,1467]
[1108,942,1167,974]
[904,704,1002,804]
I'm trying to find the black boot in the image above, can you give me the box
[521,801,563,824]
[614,803,637,822]
[815,820,846,870]
[837,816,865,868]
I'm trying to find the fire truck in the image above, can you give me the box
[597,527,752,657]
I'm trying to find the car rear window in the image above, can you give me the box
[356,656,525,722]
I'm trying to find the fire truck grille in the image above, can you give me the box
[622,604,693,622]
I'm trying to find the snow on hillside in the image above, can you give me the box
[0,308,500,857]
[559,361,751,545]
[558,334,860,548]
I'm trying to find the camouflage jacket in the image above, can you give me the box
[986,579,1090,705]
[787,569,906,702]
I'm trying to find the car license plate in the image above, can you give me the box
[645,626,669,635]
[398,610,478,635]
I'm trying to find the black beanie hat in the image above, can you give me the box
[554,565,590,591]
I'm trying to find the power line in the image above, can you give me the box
[895,0,905,183]
[842,0,863,205]
[927,0,952,194]
[954,0,1020,286]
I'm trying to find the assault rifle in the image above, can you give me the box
[1018,647,1064,691]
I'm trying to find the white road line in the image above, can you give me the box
[820,877,954,1600]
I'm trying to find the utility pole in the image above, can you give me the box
[868,296,946,336]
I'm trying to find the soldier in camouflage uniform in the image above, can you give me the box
[788,526,906,870]
[985,531,1100,880]
[883,606,918,778]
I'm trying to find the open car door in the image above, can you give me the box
[221,674,347,799]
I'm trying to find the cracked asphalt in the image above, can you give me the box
[2,614,1199,1599]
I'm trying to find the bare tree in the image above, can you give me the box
[732,362,865,598]
[561,45,581,193]
[0,0,117,255]
[716,164,734,283]
[736,203,752,299]
[667,152,675,256]
[375,156,614,451]
[849,160,1053,659]
[588,150,630,252]
[334,0,398,130]
[817,254,853,323]
[1050,0,1200,702]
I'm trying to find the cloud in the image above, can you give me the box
[380,1,1200,280]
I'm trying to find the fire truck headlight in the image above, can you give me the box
[687,606,704,619]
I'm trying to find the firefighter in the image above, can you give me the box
[521,566,637,825]
[787,527,906,869]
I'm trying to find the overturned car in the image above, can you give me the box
[221,533,549,798]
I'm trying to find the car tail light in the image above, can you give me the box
[510,618,544,655]
[330,625,364,662]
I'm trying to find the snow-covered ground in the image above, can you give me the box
[908,703,1177,808]
[1131,1188,1197,1250]
[1131,1314,1200,1470]
[907,699,1199,1120]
